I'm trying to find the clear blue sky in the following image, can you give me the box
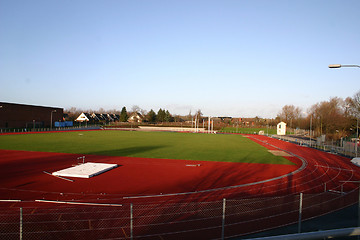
[1,0,359,118]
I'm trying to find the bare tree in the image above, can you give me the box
[345,90,360,139]
[195,109,203,118]
[277,105,302,128]
[140,108,148,116]
[64,107,83,121]
[131,105,141,113]
[187,110,192,121]
[347,90,360,117]
[309,97,351,139]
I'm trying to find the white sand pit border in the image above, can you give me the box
[351,158,360,167]
[268,150,292,157]
[52,162,118,178]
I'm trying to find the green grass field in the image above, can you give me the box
[220,127,295,135]
[220,127,278,135]
[0,130,293,165]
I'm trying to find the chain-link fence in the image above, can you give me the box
[1,188,359,240]
[0,125,102,134]
[272,135,359,158]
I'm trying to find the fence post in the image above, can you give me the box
[358,185,360,240]
[130,203,133,240]
[20,207,23,240]
[298,193,303,233]
[358,186,360,228]
[221,198,226,240]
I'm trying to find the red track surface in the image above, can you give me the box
[249,135,360,193]
[0,150,296,203]
[1,134,360,202]
[1,133,360,239]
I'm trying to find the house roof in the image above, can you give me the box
[76,112,119,122]
[75,113,90,122]
[129,112,143,117]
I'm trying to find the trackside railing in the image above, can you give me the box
[272,135,359,158]
[0,125,102,134]
[1,189,359,240]
[243,227,360,240]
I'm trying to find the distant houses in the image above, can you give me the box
[74,111,272,127]
[75,112,120,123]
[75,112,146,124]
[128,112,144,123]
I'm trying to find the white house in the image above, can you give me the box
[128,112,144,123]
[277,122,286,135]
[75,113,90,122]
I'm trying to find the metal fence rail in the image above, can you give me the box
[1,188,359,240]
[272,135,359,158]
[0,125,102,134]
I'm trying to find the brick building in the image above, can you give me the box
[0,102,63,129]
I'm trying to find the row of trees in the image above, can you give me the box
[119,107,175,123]
[148,109,174,122]
[64,90,359,140]
[277,90,360,140]
[65,106,177,123]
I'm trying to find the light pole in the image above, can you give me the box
[309,115,312,147]
[329,64,360,68]
[357,118,359,158]
[329,63,359,157]
[50,110,56,130]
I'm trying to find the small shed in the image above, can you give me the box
[277,122,286,135]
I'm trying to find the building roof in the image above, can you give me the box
[76,112,120,122]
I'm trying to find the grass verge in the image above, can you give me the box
[0,130,293,164]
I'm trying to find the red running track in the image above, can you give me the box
[0,150,296,203]
[1,134,360,239]
[1,134,360,202]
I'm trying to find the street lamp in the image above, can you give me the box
[309,115,312,147]
[329,64,360,68]
[357,118,359,158]
[329,63,359,157]
[50,110,56,130]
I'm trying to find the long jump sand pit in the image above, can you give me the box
[52,162,118,178]
[268,150,292,157]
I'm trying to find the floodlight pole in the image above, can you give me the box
[357,118,359,158]
[329,64,360,68]
[309,115,312,147]
[329,63,359,157]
